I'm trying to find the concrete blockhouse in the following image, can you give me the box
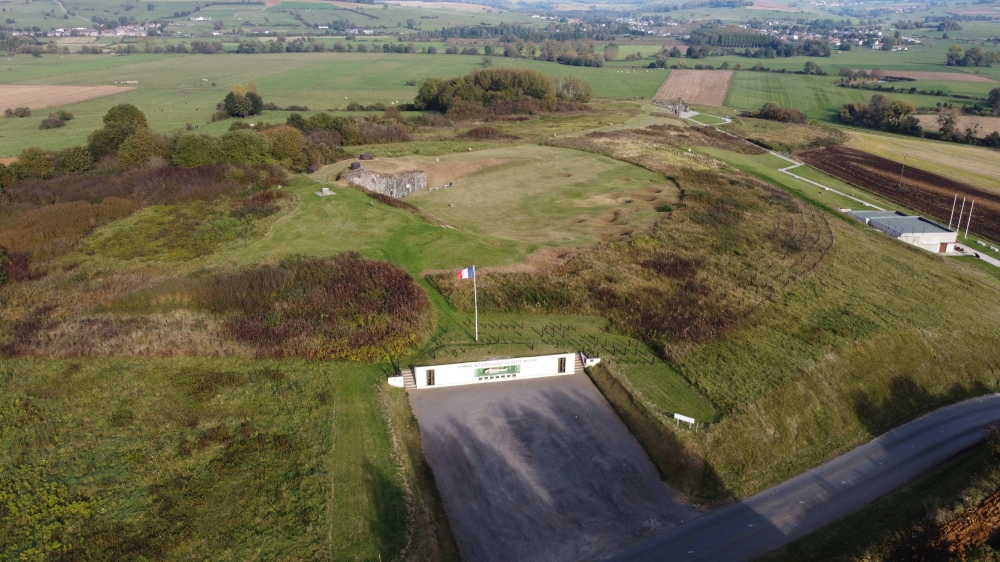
[849,210,957,253]
[338,165,427,199]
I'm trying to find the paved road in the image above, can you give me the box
[605,394,1000,562]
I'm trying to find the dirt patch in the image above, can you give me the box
[917,114,1000,135]
[654,70,733,107]
[322,156,518,189]
[798,146,1000,241]
[0,157,15,166]
[408,374,697,562]
[884,71,997,83]
[0,85,134,111]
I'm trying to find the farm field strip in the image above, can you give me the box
[845,129,1000,194]
[0,84,135,110]
[654,70,733,107]
[798,146,1000,243]
[916,114,1000,135]
[883,71,998,83]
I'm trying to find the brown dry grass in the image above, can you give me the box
[654,70,734,107]
[917,114,1000,135]
[0,85,134,110]
[885,71,998,83]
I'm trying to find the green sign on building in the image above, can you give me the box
[475,365,520,378]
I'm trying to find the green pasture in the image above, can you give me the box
[0,52,664,154]
[723,71,976,120]
[232,175,531,271]
[0,357,408,561]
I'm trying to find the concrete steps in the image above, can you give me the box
[398,367,416,390]
[574,355,585,375]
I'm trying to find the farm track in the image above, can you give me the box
[798,146,1000,242]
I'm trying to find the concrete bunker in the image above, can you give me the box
[338,164,427,199]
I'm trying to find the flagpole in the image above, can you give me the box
[473,266,479,342]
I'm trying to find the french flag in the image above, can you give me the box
[457,266,475,279]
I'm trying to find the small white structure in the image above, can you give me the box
[848,210,957,253]
[414,352,578,389]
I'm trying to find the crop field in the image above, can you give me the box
[0,84,134,111]
[917,114,1000,135]
[653,69,733,106]
[845,129,1000,194]
[798,146,1000,242]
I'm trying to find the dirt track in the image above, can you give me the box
[798,146,1000,241]
[654,70,733,107]
[0,85,133,110]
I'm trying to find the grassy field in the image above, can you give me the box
[0,358,410,561]
[0,53,666,155]
[723,71,970,120]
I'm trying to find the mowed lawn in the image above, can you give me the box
[0,358,409,560]
[0,53,666,155]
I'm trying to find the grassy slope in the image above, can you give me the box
[0,358,407,561]
[683,144,1000,497]
[766,446,1000,561]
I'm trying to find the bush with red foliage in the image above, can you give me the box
[193,254,429,361]
[7,162,285,207]
[0,246,32,285]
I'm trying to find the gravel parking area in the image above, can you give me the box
[408,374,696,562]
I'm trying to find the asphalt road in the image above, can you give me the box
[605,393,1000,562]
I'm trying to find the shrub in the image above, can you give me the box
[743,102,808,124]
[103,103,148,128]
[0,198,138,257]
[51,148,92,178]
[0,246,32,285]
[117,127,162,167]
[55,110,74,121]
[221,129,272,164]
[264,125,307,170]
[172,134,224,168]
[3,106,32,118]
[458,126,512,140]
[555,76,593,103]
[230,189,286,219]
[192,254,430,361]
[39,114,66,129]
[87,122,137,160]
[11,147,54,179]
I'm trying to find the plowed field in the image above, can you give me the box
[654,70,733,107]
[798,146,1000,241]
